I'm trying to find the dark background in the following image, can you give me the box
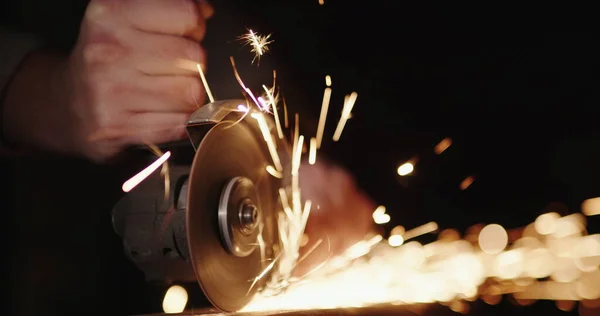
[2,1,600,315]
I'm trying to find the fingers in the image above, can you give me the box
[89,112,189,145]
[113,92,199,113]
[134,75,204,108]
[121,29,206,76]
[127,112,189,145]
[89,66,203,112]
[123,0,211,41]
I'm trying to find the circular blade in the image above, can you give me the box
[186,119,282,312]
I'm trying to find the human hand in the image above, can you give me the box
[71,0,215,161]
[294,160,377,277]
[2,0,213,161]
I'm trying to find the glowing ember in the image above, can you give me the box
[122,151,171,192]
[316,78,332,148]
[582,197,600,216]
[239,29,273,64]
[397,162,414,176]
[196,63,214,103]
[434,137,452,154]
[162,285,188,314]
[460,175,475,190]
[332,92,358,142]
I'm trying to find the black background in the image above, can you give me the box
[2,1,600,315]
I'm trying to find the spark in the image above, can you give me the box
[478,224,508,254]
[460,176,475,190]
[283,98,289,128]
[332,92,358,142]
[251,112,283,172]
[243,212,600,312]
[402,222,439,241]
[239,29,273,64]
[122,151,171,192]
[397,162,414,176]
[308,137,317,165]
[229,56,264,111]
[262,84,284,139]
[162,285,188,314]
[266,165,283,178]
[434,137,452,154]
[582,197,600,216]
[147,144,170,200]
[196,64,214,103]
[318,0,325,5]
[316,77,333,148]
[372,206,391,225]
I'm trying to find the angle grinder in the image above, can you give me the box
[112,99,292,312]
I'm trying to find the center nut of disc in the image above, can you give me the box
[218,177,261,257]
[239,199,259,233]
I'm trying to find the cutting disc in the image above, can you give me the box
[186,115,287,312]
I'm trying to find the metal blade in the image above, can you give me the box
[186,116,287,312]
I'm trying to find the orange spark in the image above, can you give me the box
[434,137,452,154]
[122,151,171,192]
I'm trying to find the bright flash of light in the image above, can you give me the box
[397,162,414,176]
[434,137,452,154]
[582,197,600,216]
[239,29,273,64]
[332,92,358,142]
[460,176,475,190]
[308,137,317,165]
[122,151,171,192]
[196,64,214,103]
[162,285,188,314]
[243,211,600,313]
[318,0,324,5]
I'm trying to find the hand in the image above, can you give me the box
[294,160,377,277]
[2,0,213,161]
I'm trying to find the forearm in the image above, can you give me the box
[1,31,73,155]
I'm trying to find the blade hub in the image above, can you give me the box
[218,176,261,257]
[239,199,259,233]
